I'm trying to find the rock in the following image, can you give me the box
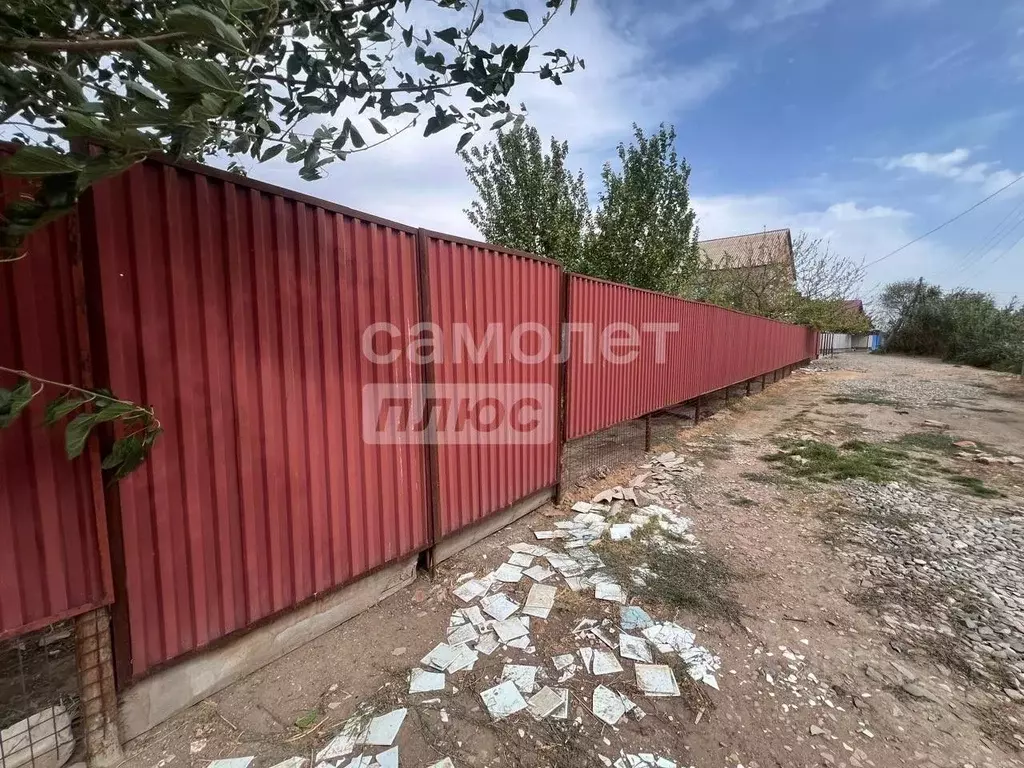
[1007,456,1023,465]
[1005,688,1024,703]
[922,420,950,429]
[953,441,977,449]
[392,647,407,656]
[902,682,940,703]
[809,725,830,737]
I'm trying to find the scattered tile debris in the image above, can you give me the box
[596,583,627,604]
[409,668,446,693]
[480,593,520,621]
[208,759,255,768]
[502,664,540,694]
[481,680,529,719]
[619,634,653,663]
[522,583,557,619]
[635,664,681,697]
[361,708,407,746]
[593,685,627,725]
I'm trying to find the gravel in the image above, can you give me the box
[830,479,1024,699]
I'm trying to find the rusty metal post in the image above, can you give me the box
[694,396,702,424]
[745,380,751,396]
[761,374,766,391]
[75,607,124,767]
[725,386,730,403]
[553,271,573,505]
[415,229,443,568]
[644,413,652,452]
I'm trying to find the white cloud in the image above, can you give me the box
[882,148,1023,195]
[732,0,834,31]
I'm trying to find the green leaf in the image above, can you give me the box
[93,401,138,424]
[261,143,285,161]
[0,379,35,429]
[344,119,365,149]
[44,394,86,426]
[456,131,473,152]
[126,81,165,102]
[435,27,460,46]
[294,710,320,729]
[167,5,248,51]
[231,0,270,11]
[503,9,530,22]
[369,118,389,135]
[402,27,413,47]
[65,413,97,458]
[137,41,175,70]
[175,60,238,94]
[1,147,84,177]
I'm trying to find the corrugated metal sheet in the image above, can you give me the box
[424,233,561,537]
[567,275,816,439]
[0,169,112,640]
[85,158,430,677]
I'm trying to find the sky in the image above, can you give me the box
[242,0,1024,307]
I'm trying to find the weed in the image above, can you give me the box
[894,432,961,454]
[596,537,743,624]
[948,474,1005,499]
[740,470,805,489]
[724,492,756,508]
[688,436,735,462]
[829,389,898,407]
[762,439,908,484]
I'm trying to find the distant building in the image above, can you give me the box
[698,228,796,283]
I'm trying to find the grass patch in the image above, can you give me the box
[688,436,735,462]
[724,491,756,508]
[762,438,908,483]
[596,537,743,624]
[948,474,1005,499]
[894,432,961,454]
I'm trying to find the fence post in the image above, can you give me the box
[694,396,702,424]
[554,271,572,505]
[644,413,652,452]
[746,380,751,396]
[75,607,123,767]
[415,229,443,567]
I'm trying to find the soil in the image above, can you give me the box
[121,353,1024,768]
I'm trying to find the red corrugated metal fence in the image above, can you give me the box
[567,275,817,439]
[0,169,113,640]
[84,157,430,677]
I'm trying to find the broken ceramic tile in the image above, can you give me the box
[452,579,489,603]
[534,530,569,540]
[642,623,695,653]
[446,645,479,673]
[427,760,456,768]
[481,680,528,719]
[339,756,372,768]
[578,647,595,673]
[447,623,479,647]
[269,759,308,768]
[409,668,446,694]
[552,653,576,670]
[619,634,653,663]
[527,686,564,719]
[571,501,593,512]
[502,664,540,694]
[523,565,555,582]
[551,687,570,719]
[595,583,626,604]
[480,593,520,621]
[493,618,530,643]
[493,563,525,583]
[563,576,588,591]
[592,649,624,675]
[509,543,551,556]
[635,664,680,697]
[610,524,636,541]
[462,605,487,628]
[360,708,407,746]
[592,685,626,725]
[208,760,255,768]
[421,643,459,671]
[589,627,615,648]
[522,584,557,619]
[374,747,398,768]
[619,606,654,631]
[475,633,500,655]
[508,552,535,567]
[316,717,366,762]
[506,636,532,650]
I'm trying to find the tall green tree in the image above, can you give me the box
[462,123,590,269]
[585,124,700,294]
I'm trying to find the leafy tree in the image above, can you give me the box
[462,122,590,268]
[0,0,581,476]
[585,124,701,293]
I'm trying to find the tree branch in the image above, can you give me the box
[1,31,190,53]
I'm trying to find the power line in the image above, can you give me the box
[862,173,1024,269]
[946,197,1024,278]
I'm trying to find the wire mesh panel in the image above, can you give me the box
[0,621,81,767]
[561,418,647,492]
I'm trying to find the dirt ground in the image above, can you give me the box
[122,353,1024,768]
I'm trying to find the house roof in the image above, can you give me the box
[698,228,795,278]
[844,299,866,315]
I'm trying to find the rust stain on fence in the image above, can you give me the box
[85,159,430,677]
[0,169,113,640]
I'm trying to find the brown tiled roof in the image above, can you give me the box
[698,228,795,278]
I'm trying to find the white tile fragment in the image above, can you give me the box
[208,760,255,768]
[481,680,528,719]
[508,552,535,567]
[493,563,525,583]
[619,634,653,663]
[360,708,406,746]
[550,688,570,719]
[409,668,446,693]
[452,579,488,603]
[269,759,308,768]
[578,647,595,673]
[502,664,540,694]
[592,649,624,675]
[421,643,459,671]
[571,501,593,512]
[492,618,529,643]
[427,759,456,768]
[509,543,550,556]
[375,746,399,768]
[446,623,479,647]
[527,686,564,719]
[446,645,479,673]
[595,583,626,604]
[474,633,500,655]
[552,654,576,670]
[635,664,681,697]
[522,584,557,619]
[480,593,519,621]
[523,565,555,582]
[592,685,626,725]
[462,605,487,628]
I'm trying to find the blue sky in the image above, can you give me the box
[246,0,1024,305]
